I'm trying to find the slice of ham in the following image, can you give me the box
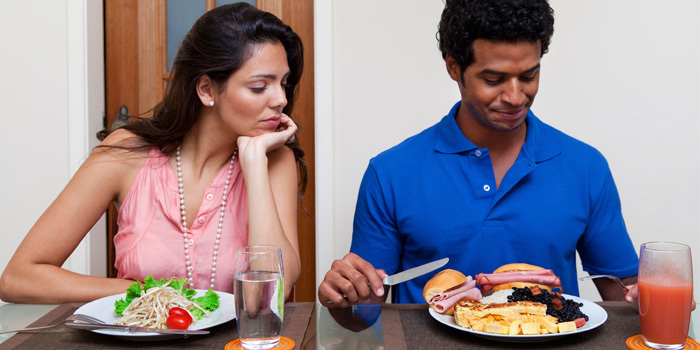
[429,276,482,314]
[429,276,476,304]
[476,269,562,293]
[433,287,482,313]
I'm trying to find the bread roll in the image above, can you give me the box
[492,263,543,274]
[423,269,468,303]
[492,263,551,292]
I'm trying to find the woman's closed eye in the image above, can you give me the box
[250,85,267,93]
[251,81,289,93]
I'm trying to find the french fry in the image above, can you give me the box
[521,323,540,335]
[537,316,558,333]
[558,321,577,333]
[509,319,523,335]
[484,323,509,335]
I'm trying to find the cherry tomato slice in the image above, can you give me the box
[169,307,193,323]
[166,315,191,330]
[167,307,193,329]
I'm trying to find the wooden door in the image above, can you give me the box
[104,0,316,302]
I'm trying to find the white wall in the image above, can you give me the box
[0,0,106,297]
[315,0,459,288]
[316,0,699,336]
[537,1,700,302]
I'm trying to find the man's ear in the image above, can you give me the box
[445,54,462,83]
[196,75,215,106]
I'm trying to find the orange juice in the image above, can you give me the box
[638,277,693,345]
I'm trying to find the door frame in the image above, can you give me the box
[62,0,108,278]
[313,0,333,298]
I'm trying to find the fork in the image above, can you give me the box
[579,275,630,291]
[68,314,106,325]
[0,314,106,334]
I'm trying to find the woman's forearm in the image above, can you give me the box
[240,146,301,299]
[0,262,133,304]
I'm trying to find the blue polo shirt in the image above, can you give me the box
[350,102,639,303]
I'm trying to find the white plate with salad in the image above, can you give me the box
[73,277,236,340]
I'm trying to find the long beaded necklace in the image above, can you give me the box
[176,146,236,289]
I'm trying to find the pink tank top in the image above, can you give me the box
[114,147,248,293]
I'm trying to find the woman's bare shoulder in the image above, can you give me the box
[82,129,156,203]
[87,129,151,164]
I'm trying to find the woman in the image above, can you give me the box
[0,3,305,303]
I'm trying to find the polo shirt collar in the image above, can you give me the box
[435,102,478,153]
[522,111,561,164]
[435,101,561,163]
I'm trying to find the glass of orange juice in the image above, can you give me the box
[638,242,693,349]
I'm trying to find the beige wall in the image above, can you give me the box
[316,0,699,336]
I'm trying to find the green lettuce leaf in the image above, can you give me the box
[114,299,129,317]
[194,289,220,310]
[168,278,187,292]
[114,281,144,317]
[125,281,143,299]
[143,275,167,290]
[190,289,220,320]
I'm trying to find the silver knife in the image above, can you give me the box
[64,321,209,335]
[382,257,449,285]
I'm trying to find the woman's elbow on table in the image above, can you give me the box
[283,260,301,300]
[0,267,26,303]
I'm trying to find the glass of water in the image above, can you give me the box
[234,245,284,350]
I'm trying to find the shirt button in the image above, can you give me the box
[187,238,194,246]
[206,194,214,200]
[198,217,205,224]
[475,150,482,157]
[483,184,491,192]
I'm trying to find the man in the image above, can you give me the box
[318,0,642,307]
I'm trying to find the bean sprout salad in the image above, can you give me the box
[113,276,220,329]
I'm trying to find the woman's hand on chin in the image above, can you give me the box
[237,114,297,165]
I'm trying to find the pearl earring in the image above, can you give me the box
[208,101,215,107]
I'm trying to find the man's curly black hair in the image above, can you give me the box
[438,0,554,75]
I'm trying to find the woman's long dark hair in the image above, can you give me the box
[98,3,307,195]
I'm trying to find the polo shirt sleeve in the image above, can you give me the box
[350,160,403,275]
[577,158,639,278]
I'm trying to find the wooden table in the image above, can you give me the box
[0,301,692,349]
[0,303,314,350]
[312,301,650,349]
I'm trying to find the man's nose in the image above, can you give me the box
[501,80,526,106]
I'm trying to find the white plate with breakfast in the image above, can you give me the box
[428,294,607,343]
[423,264,609,343]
